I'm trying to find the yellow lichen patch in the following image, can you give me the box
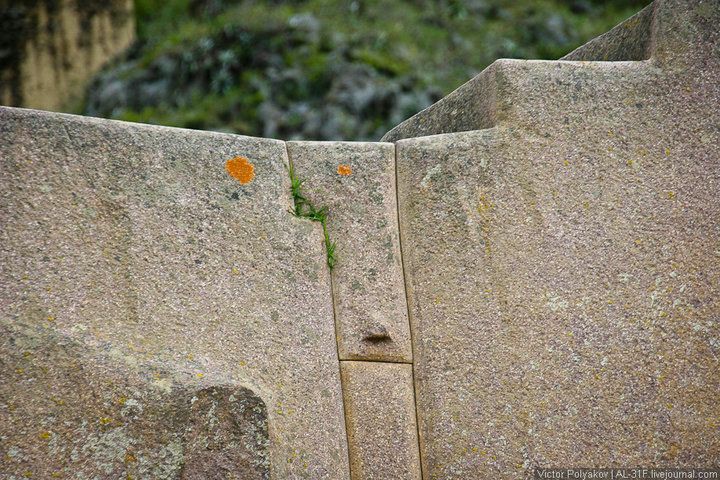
[39,431,51,440]
[667,191,676,200]
[337,164,352,176]
[665,443,680,460]
[476,194,494,214]
[225,156,255,184]
[99,417,112,425]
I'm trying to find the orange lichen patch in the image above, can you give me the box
[337,164,352,176]
[225,156,255,184]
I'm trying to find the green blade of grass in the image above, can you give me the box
[287,161,337,269]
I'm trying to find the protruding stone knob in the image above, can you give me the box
[363,325,391,343]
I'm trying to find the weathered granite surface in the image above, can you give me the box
[1,321,269,479]
[0,107,349,479]
[287,141,412,363]
[395,0,720,477]
[341,361,421,480]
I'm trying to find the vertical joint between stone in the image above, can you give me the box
[393,140,425,480]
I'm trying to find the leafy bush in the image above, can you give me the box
[83,0,651,140]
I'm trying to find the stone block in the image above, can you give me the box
[395,7,720,471]
[0,107,350,479]
[341,361,421,480]
[287,141,412,363]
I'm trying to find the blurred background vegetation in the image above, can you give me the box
[81,0,651,140]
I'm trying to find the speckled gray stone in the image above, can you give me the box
[341,361,421,480]
[287,141,412,363]
[0,107,349,479]
[395,0,720,477]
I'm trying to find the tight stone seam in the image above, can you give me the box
[393,140,425,480]
[284,141,353,480]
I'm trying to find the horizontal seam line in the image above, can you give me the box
[339,358,412,365]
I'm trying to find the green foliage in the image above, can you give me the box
[82,0,653,140]
[134,0,193,41]
[288,161,336,269]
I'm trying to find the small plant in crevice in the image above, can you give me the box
[288,161,337,270]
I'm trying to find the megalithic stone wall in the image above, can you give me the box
[1,0,718,478]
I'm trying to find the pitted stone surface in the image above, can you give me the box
[287,141,412,363]
[341,361,421,480]
[0,108,349,479]
[395,1,720,477]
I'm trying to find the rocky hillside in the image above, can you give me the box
[81,0,650,141]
